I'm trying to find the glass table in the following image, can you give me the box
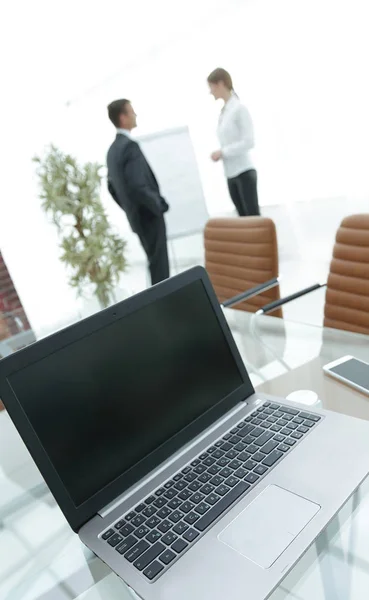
[1,310,369,600]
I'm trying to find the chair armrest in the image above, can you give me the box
[256,283,326,315]
[222,277,280,308]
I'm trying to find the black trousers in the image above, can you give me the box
[136,214,170,285]
[227,169,260,216]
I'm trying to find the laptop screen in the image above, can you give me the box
[8,280,244,507]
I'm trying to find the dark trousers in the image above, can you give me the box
[227,169,260,216]
[136,214,170,285]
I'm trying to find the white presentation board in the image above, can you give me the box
[138,126,208,239]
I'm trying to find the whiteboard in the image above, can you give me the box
[138,126,209,239]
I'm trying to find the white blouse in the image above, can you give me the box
[217,94,255,179]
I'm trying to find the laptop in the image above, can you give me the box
[1,266,369,600]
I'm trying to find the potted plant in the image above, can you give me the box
[34,145,127,308]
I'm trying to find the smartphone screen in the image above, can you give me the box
[329,358,369,391]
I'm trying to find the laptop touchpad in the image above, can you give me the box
[218,485,320,569]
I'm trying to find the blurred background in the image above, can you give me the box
[1,0,368,340]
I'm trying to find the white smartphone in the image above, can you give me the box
[323,355,369,396]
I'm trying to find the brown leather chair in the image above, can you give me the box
[324,214,369,335]
[204,217,282,317]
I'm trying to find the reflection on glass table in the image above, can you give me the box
[1,310,369,600]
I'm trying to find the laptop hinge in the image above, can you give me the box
[98,401,249,519]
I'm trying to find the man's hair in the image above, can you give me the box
[207,68,233,91]
[107,99,130,127]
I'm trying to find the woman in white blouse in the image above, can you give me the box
[208,68,260,216]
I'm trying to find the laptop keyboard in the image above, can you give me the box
[100,402,321,581]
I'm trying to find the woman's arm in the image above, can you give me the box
[221,105,255,158]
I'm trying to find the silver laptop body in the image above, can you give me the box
[1,267,369,600]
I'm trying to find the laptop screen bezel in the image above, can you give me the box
[0,266,254,532]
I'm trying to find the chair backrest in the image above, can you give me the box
[324,214,369,335]
[204,217,282,316]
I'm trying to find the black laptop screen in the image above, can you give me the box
[8,280,244,507]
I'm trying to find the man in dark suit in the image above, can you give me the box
[107,99,170,285]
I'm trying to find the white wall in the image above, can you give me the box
[1,0,369,337]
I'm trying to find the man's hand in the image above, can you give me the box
[210,150,222,162]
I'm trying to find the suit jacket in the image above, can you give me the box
[107,133,169,233]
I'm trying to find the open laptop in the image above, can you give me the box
[1,266,369,600]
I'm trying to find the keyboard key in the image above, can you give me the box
[278,444,290,452]
[223,433,232,440]
[300,412,321,422]
[217,457,230,467]
[203,456,216,467]
[208,464,221,475]
[173,473,183,481]
[131,515,146,528]
[278,420,289,428]
[125,540,150,562]
[210,475,224,486]
[146,530,162,543]
[281,429,292,436]
[135,503,146,513]
[238,451,251,462]
[254,465,268,476]
[125,512,136,521]
[250,427,264,438]
[180,501,195,514]
[304,420,314,428]
[182,466,191,474]
[215,441,223,447]
[236,424,255,438]
[190,492,204,504]
[172,538,188,554]
[206,492,220,505]
[188,481,202,492]
[143,505,156,518]
[251,418,262,426]
[184,472,197,482]
[195,481,250,532]
[234,467,248,479]
[146,516,161,529]
[255,431,274,447]
[273,434,285,443]
[184,511,200,525]
[245,459,257,470]
[212,449,224,459]
[135,526,150,539]
[252,452,265,462]
[291,431,303,440]
[267,416,278,424]
[155,488,166,496]
[160,549,176,565]
[262,450,283,467]
[102,528,114,540]
[161,531,178,545]
[114,520,125,530]
[298,425,309,434]
[270,424,282,432]
[195,502,210,515]
[225,476,239,487]
[220,442,232,451]
[154,497,167,509]
[234,442,247,452]
[173,521,189,534]
[228,459,242,470]
[230,427,239,434]
[286,422,297,430]
[244,416,253,422]
[220,467,233,478]
[145,496,155,505]
[199,453,208,460]
[169,510,183,523]
[193,464,206,474]
[116,535,137,554]
[143,560,164,580]
[157,507,171,519]
[183,528,199,542]
[164,489,177,499]
[108,533,123,547]
[225,449,238,459]
[178,489,192,501]
[200,483,214,495]
[261,440,278,454]
[293,417,304,425]
[280,407,299,416]
[281,413,293,421]
[215,484,229,496]
[168,497,182,509]
[285,438,296,446]
[198,472,212,483]
[119,523,134,537]
[174,480,187,491]
[157,520,172,533]
[263,408,274,416]
[230,435,241,444]
[274,411,283,418]
[133,542,165,571]
[245,472,259,484]
[191,459,200,466]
